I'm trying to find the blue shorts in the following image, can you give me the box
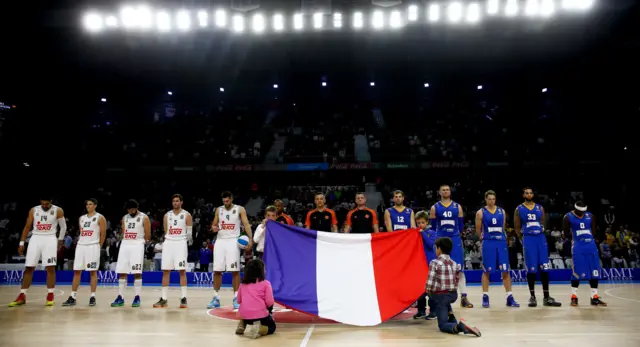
[522,235,550,273]
[482,240,509,272]
[449,236,464,270]
[572,251,601,280]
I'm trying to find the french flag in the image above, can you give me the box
[263,221,429,326]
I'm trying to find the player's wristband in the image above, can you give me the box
[19,241,25,246]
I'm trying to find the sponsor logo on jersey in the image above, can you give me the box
[221,223,236,230]
[137,217,140,222]
[124,232,138,239]
[93,217,96,221]
[80,230,94,237]
[36,223,52,231]
[168,228,183,235]
[180,214,184,219]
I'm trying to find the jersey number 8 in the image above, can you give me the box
[492,218,497,224]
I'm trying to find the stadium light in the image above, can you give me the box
[428,4,441,22]
[176,10,191,31]
[408,5,418,21]
[120,6,137,28]
[372,10,384,30]
[101,98,107,102]
[466,3,481,23]
[252,14,265,33]
[137,5,152,29]
[562,0,595,11]
[487,0,500,15]
[333,13,343,28]
[447,2,463,23]
[168,91,173,95]
[232,14,244,33]
[23,163,30,167]
[477,85,483,90]
[505,0,519,17]
[370,82,375,87]
[273,84,278,89]
[322,82,327,87]
[156,11,171,32]
[525,0,540,16]
[220,87,225,92]
[542,88,548,92]
[390,10,403,29]
[198,11,208,27]
[294,13,304,30]
[353,12,364,29]
[105,15,118,27]
[273,13,284,31]
[313,12,323,29]
[424,83,430,88]
[541,0,556,16]
[83,13,104,32]
[215,9,227,27]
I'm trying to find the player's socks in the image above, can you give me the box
[590,288,597,299]
[118,279,127,297]
[21,289,28,294]
[134,279,142,296]
[181,286,187,299]
[161,287,168,300]
[91,292,96,297]
[71,292,77,299]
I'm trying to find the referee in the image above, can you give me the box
[305,193,338,232]
[344,193,379,234]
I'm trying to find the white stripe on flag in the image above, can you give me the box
[316,232,381,326]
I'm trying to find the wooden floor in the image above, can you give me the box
[1,283,639,347]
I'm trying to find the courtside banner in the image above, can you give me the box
[263,221,429,326]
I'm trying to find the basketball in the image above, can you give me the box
[237,235,250,249]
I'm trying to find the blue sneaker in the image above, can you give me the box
[207,296,220,309]
[110,295,124,307]
[233,296,240,310]
[506,295,520,307]
[132,295,141,307]
[482,294,490,308]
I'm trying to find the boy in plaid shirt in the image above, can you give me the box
[426,237,481,337]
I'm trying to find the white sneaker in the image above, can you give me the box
[244,322,262,339]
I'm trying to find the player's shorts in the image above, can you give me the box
[449,236,464,271]
[25,234,58,267]
[482,240,509,273]
[115,242,144,274]
[161,240,188,271]
[523,235,551,273]
[73,243,100,271]
[213,238,241,272]
[572,251,601,280]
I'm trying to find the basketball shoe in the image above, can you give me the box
[8,293,26,307]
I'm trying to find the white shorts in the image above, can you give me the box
[213,238,240,272]
[161,240,188,271]
[25,234,57,267]
[73,244,100,271]
[115,242,144,274]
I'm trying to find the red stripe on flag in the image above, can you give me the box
[370,229,429,322]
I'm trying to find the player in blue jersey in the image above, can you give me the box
[475,190,520,308]
[514,187,561,307]
[414,210,437,320]
[564,201,607,307]
[384,190,415,232]
[430,184,473,308]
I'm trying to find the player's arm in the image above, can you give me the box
[56,208,67,249]
[563,214,571,240]
[143,215,151,242]
[239,207,254,250]
[540,206,547,233]
[513,208,522,238]
[186,212,193,245]
[18,208,34,255]
[371,209,379,233]
[211,207,219,233]
[429,205,437,230]
[98,215,107,248]
[330,210,338,233]
[343,210,353,234]
[384,209,392,232]
[410,210,416,229]
[121,216,125,236]
[475,209,483,238]
[163,213,168,235]
[457,204,465,234]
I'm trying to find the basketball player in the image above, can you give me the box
[274,199,294,225]
[62,199,107,307]
[430,185,473,308]
[564,201,607,307]
[9,197,67,307]
[254,205,278,259]
[305,193,338,232]
[384,190,415,231]
[111,200,150,308]
[344,193,378,234]
[208,191,253,310]
[154,194,192,308]
[475,191,519,308]
[514,187,561,307]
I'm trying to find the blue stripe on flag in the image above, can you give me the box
[264,221,319,315]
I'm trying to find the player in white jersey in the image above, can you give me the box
[154,194,193,309]
[111,200,150,308]
[9,197,67,307]
[62,198,107,307]
[207,191,253,310]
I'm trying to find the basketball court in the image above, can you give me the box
[1,283,638,347]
